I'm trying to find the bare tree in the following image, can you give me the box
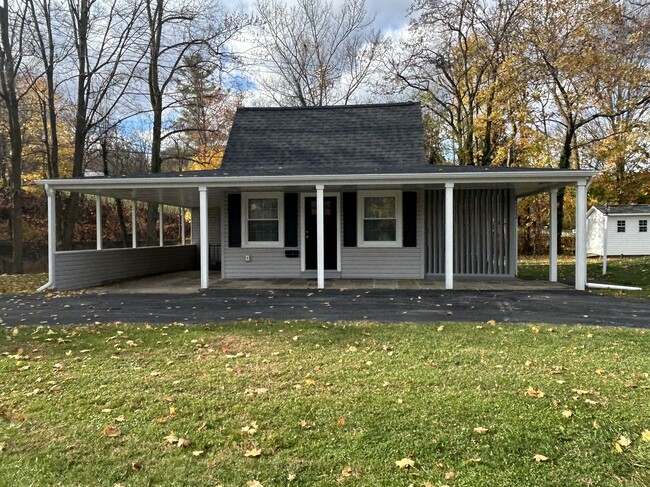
[254,0,384,106]
[0,0,29,273]
[140,0,243,243]
[60,0,146,249]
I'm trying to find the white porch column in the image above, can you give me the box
[575,181,587,290]
[549,189,558,282]
[445,182,454,290]
[602,210,609,275]
[131,201,137,248]
[509,193,518,276]
[159,205,164,247]
[95,195,102,250]
[45,185,56,289]
[180,208,186,244]
[316,184,325,289]
[199,187,209,289]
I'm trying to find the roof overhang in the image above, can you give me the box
[36,170,598,208]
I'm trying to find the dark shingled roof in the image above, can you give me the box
[218,102,428,176]
[594,204,650,215]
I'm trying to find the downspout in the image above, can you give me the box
[586,282,642,291]
[37,184,56,291]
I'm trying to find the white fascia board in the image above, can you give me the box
[36,170,598,191]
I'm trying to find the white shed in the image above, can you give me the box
[587,204,650,256]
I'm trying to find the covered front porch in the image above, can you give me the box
[94,270,572,294]
[37,169,594,292]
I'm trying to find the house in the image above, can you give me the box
[587,204,650,257]
[36,102,597,291]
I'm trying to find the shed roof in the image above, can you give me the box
[594,204,650,215]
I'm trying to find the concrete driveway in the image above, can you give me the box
[1,288,648,328]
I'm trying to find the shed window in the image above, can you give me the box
[617,220,626,233]
[640,220,648,232]
[358,191,402,247]
[242,193,284,247]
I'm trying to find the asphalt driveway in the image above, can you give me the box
[0,288,648,328]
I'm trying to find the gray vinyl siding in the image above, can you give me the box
[222,193,301,278]
[190,206,221,245]
[53,245,197,290]
[340,189,425,279]
[604,214,650,256]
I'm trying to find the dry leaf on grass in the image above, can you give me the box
[474,427,488,434]
[562,410,573,418]
[533,454,548,462]
[247,481,263,487]
[395,458,415,468]
[617,436,632,447]
[102,425,121,437]
[192,450,204,456]
[524,386,545,398]
[641,429,650,442]
[244,448,262,457]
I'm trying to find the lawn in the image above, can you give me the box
[1,321,648,486]
[518,255,650,299]
[0,273,47,295]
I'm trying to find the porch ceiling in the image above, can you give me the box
[37,170,596,207]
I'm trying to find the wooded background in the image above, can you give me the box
[1,0,648,273]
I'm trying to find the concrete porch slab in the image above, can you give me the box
[95,271,572,294]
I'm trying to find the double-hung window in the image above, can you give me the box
[640,220,648,232]
[242,193,284,247]
[358,190,402,247]
[617,220,626,233]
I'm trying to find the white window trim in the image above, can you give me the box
[357,190,403,247]
[241,192,284,248]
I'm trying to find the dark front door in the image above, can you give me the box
[305,196,338,270]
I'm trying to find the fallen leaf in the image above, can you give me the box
[445,471,457,480]
[287,473,296,481]
[197,422,208,432]
[247,481,263,487]
[131,462,142,471]
[177,438,190,448]
[337,418,346,426]
[531,326,540,334]
[244,448,262,457]
[614,442,623,454]
[102,425,121,437]
[533,454,548,462]
[163,433,179,444]
[562,410,573,418]
[0,442,5,452]
[154,417,168,425]
[486,319,496,326]
[395,458,415,468]
[192,450,204,456]
[641,429,650,442]
[524,387,545,398]
[299,419,312,430]
[473,427,488,434]
[617,436,631,447]
[115,415,125,423]
[437,325,445,332]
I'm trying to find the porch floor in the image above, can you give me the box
[95,271,572,294]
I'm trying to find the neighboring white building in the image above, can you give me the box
[587,204,650,257]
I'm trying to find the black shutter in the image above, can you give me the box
[284,193,298,247]
[343,192,357,247]
[403,191,417,247]
[228,193,241,248]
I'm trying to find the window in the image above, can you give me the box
[242,193,284,247]
[640,220,648,233]
[617,220,626,233]
[358,191,402,246]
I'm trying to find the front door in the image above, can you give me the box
[304,196,338,270]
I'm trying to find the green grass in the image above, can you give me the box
[1,321,649,486]
[518,256,650,299]
[0,273,47,295]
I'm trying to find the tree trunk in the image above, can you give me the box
[0,1,23,273]
[555,124,574,254]
[115,199,129,247]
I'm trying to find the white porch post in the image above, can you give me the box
[316,184,325,289]
[509,193,518,276]
[602,211,608,275]
[549,189,558,282]
[44,185,56,289]
[575,181,587,290]
[445,182,454,290]
[159,205,164,247]
[95,195,102,250]
[131,201,137,248]
[199,187,209,289]
[180,208,186,244]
